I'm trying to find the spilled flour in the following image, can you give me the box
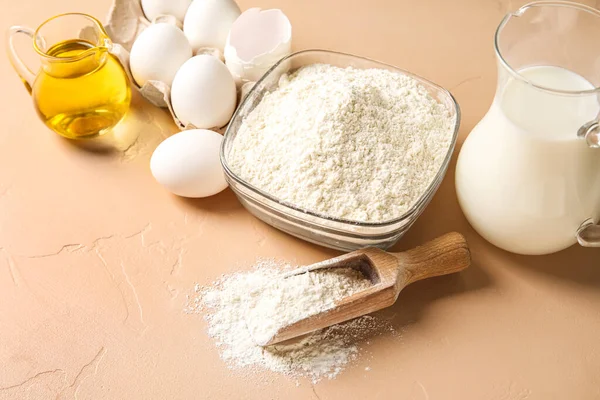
[187,259,396,383]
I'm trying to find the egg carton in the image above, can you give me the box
[95,0,223,130]
[98,0,291,131]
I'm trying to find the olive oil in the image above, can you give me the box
[32,39,131,139]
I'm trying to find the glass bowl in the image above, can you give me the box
[221,50,460,251]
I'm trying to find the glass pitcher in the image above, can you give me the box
[455,1,600,255]
[7,13,131,139]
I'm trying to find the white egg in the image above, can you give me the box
[150,129,227,198]
[130,23,192,87]
[141,0,192,23]
[183,0,241,51]
[225,8,292,84]
[171,55,237,129]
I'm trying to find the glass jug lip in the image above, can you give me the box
[494,1,600,96]
[33,13,110,62]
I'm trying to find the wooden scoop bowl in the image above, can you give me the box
[260,232,471,346]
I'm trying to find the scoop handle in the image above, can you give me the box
[394,232,471,286]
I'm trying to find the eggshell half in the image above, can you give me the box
[150,129,227,198]
[224,8,292,84]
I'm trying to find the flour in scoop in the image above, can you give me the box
[229,64,455,222]
[244,266,371,345]
[187,259,396,383]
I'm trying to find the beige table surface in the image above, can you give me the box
[1,0,599,399]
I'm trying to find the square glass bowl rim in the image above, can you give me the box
[220,49,461,228]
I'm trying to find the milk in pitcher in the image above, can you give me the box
[456,66,600,254]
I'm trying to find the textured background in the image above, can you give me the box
[1,0,599,399]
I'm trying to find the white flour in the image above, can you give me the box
[229,64,455,223]
[243,266,371,345]
[187,260,395,383]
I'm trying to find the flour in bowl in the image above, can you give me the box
[228,64,455,223]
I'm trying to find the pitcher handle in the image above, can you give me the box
[577,219,600,247]
[6,26,37,93]
[577,120,600,148]
[575,119,600,247]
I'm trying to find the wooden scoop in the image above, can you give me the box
[260,232,470,346]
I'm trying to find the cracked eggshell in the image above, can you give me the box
[171,55,237,129]
[224,8,292,85]
[129,22,192,87]
[150,129,227,198]
[183,0,241,52]
[141,0,192,23]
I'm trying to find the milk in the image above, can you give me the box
[456,66,600,255]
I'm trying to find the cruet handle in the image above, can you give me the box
[6,26,37,93]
